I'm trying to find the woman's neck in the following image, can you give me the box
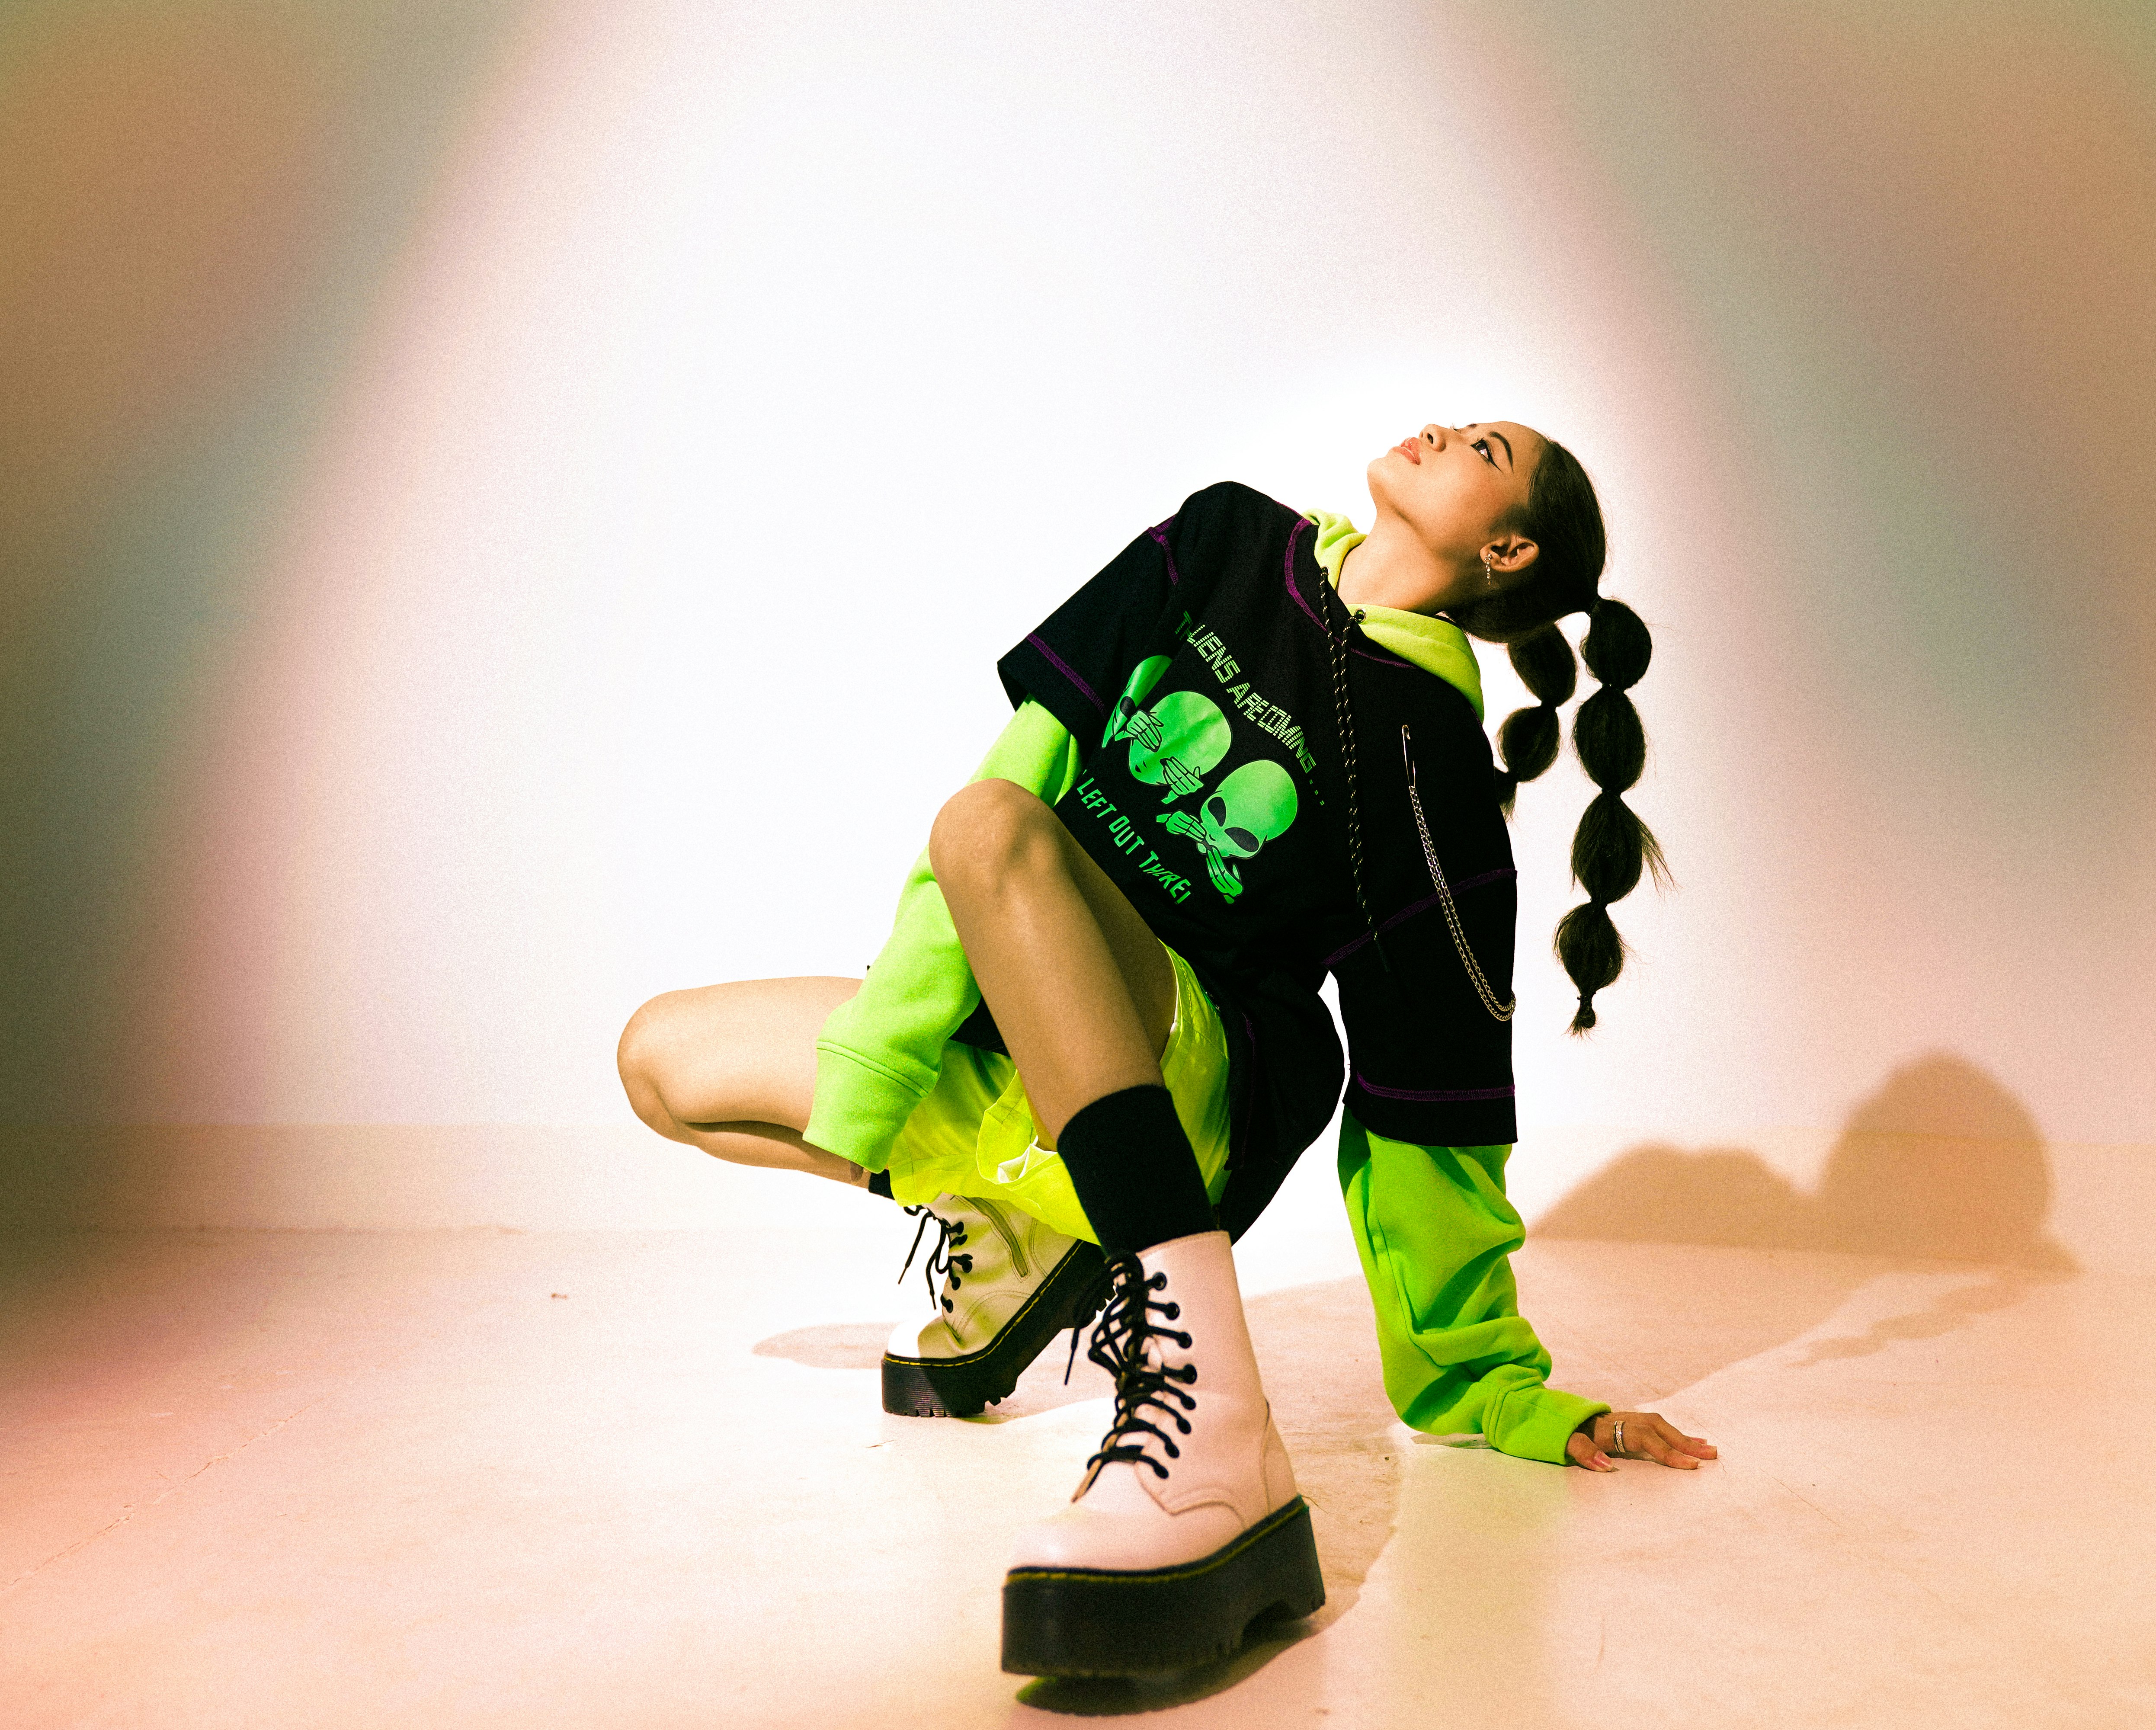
[1336,516,1461,615]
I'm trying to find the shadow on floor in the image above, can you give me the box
[750,1317,1120,1415]
[1528,1052,2077,1394]
[750,1321,892,1369]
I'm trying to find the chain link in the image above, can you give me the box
[1401,724,1516,1023]
[1332,591,1514,1022]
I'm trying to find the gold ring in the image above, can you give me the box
[1612,1419,1626,1456]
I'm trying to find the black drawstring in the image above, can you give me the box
[897,1204,971,1315]
[1074,1255,1197,1485]
[1326,585,1388,971]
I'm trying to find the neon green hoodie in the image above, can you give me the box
[802,512,1607,1463]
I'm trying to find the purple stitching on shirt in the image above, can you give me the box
[1025,633,1105,717]
[1281,517,1323,628]
[1353,1073,1515,1103]
[1148,519,1182,587]
[1319,869,1518,970]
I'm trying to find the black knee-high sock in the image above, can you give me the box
[1055,1084,1215,1256]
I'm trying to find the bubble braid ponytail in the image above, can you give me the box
[1555,599,1666,1032]
[1491,625,1576,816]
[1451,437,1666,1032]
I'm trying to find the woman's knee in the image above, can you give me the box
[929,778,1060,891]
[616,977,851,1141]
[616,994,684,1131]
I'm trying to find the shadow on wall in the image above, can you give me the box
[1535,1052,2075,1271]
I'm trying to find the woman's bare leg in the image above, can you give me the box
[624,775,1166,1181]
[929,779,1176,1144]
[616,976,869,1185]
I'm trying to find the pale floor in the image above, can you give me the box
[1,1214,2149,1729]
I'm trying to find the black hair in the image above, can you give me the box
[1453,438,1666,1033]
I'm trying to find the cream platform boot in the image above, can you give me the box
[882,1197,1112,1418]
[1000,1230,1324,1676]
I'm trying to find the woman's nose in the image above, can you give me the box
[1420,424,1448,450]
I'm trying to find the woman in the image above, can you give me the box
[617,422,1715,1679]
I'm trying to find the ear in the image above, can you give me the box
[1486,535,1539,581]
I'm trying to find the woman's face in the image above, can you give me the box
[1367,421,1544,576]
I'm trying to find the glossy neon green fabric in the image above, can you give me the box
[879,944,1232,1240]
[804,701,1083,1171]
[1338,1114,1608,1462]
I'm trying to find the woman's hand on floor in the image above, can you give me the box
[1567,1412,1717,1471]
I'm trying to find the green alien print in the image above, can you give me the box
[1119,690,1232,804]
[1103,656,1173,746]
[1159,758,1299,902]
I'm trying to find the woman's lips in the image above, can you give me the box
[1394,439,1421,465]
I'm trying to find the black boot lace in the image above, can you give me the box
[1073,1255,1198,1485]
[897,1204,971,1315]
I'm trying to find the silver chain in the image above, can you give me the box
[1400,725,1515,1022]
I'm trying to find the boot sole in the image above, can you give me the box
[881,1241,1113,1418]
[1000,1496,1326,1677]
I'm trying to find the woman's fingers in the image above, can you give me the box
[1634,1417,1700,1469]
[1579,1411,1717,1470]
[1566,1428,1617,1471]
[1656,1415,1718,1460]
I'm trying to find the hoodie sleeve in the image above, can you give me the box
[1337,1112,1608,1463]
[802,701,1083,1171]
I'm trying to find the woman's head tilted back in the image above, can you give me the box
[1365,420,1664,1034]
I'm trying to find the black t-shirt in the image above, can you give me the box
[987,482,1518,1235]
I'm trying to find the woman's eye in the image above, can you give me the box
[1473,438,1495,467]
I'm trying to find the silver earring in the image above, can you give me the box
[1481,551,1498,585]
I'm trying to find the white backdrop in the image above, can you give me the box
[95,0,2152,1253]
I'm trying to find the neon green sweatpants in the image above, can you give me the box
[1338,1113,1608,1464]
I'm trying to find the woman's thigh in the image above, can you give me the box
[618,975,858,1133]
[1049,816,1179,1059]
[932,778,1179,1061]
